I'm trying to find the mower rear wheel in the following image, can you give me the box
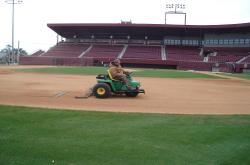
[93,83,111,98]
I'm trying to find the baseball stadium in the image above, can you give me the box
[1,1,250,165]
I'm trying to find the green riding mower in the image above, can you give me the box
[93,69,145,98]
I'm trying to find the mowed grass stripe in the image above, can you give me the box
[221,72,250,80]
[1,105,250,165]
[17,67,107,75]
[17,66,219,78]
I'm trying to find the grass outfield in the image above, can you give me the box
[220,72,250,80]
[1,105,250,165]
[17,66,220,78]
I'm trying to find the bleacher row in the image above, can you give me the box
[33,43,250,63]
[21,42,250,73]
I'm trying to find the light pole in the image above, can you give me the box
[165,3,186,25]
[5,0,23,64]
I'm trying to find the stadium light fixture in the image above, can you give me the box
[165,3,186,25]
[5,0,23,64]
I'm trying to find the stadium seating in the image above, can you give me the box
[83,44,123,59]
[42,43,90,57]
[20,56,94,66]
[208,55,245,63]
[205,47,250,63]
[30,50,45,56]
[205,47,250,56]
[20,42,250,72]
[240,56,250,63]
[166,46,203,62]
[122,45,161,59]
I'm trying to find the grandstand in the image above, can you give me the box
[84,44,123,59]
[42,43,90,58]
[30,50,45,57]
[166,46,202,62]
[20,23,250,73]
[123,45,162,59]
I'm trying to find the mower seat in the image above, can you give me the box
[107,69,120,81]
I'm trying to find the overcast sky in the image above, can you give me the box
[0,0,250,54]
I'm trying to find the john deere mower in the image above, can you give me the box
[93,69,145,98]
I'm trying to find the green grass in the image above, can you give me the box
[221,72,250,80]
[1,105,250,165]
[132,69,216,78]
[17,66,108,75]
[17,66,219,78]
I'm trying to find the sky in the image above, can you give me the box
[0,0,250,54]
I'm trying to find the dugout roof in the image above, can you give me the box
[48,23,250,40]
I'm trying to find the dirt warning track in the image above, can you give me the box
[1,68,250,114]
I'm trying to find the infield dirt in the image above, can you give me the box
[1,66,250,114]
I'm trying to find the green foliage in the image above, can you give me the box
[17,66,219,78]
[0,45,28,56]
[1,105,250,165]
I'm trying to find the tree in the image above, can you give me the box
[0,45,28,64]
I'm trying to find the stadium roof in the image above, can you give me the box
[48,23,250,40]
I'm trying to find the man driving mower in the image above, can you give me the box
[91,59,145,98]
[75,59,144,99]
[108,59,135,90]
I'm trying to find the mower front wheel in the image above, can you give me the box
[93,83,111,98]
